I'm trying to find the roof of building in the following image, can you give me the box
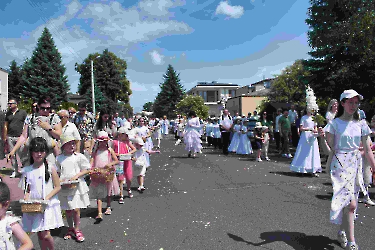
[250,78,275,86]
[196,81,239,87]
[0,67,9,74]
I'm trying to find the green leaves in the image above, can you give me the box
[176,95,209,119]
[153,64,185,118]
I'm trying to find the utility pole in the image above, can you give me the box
[91,60,95,115]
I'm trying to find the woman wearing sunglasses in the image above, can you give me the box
[7,96,62,167]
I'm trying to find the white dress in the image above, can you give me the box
[184,117,203,153]
[0,215,20,250]
[19,164,64,232]
[236,126,253,155]
[228,124,241,152]
[153,123,162,139]
[290,115,322,174]
[161,119,169,135]
[135,126,151,166]
[324,118,370,224]
[56,153,91,210]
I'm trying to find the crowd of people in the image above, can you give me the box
[1,89,375,250]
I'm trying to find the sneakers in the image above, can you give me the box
[137,186,145,193]
[287,154,293,158]
[363,197,375,206]
[346,243,358,250]
[256,158,262,162]
[282,154,288,158]
[175,139,181,145]
[128,189,133,198]
[337,231,348,248]
[118,196,124,204]
[9,171,16,178]
[265,157,270,161]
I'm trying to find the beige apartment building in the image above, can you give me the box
[186,78,275,117]
[0,67,8,111]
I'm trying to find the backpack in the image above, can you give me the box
[27,114,56,150]
[221,115,232,120]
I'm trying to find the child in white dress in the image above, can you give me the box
[236,120,253,155]
[322,90,375,250]
[131,137,160,193]
[261,126,271,161]
[56,135,91,242]
[19,137,64,250]
[228,117,242,153]
[0,182,33,250]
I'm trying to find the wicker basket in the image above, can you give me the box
[20,200,48,214]
[61,180,79,189]
[90,166,115,183]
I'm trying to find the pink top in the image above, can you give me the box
[112,140,131,154]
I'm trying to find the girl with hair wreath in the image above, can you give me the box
[183,111,203,158]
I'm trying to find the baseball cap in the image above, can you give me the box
[340,89,363,101]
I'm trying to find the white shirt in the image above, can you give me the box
[62,121,81,140]
[220,115,233,131]
[288,110,298,124]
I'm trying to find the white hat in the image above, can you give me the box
[340,89,363,101]
[60,135,76,147]
[97,131,109,141]
[262,126,269,131]
[255,122,262,128]
[118,127,129,134]
[133,137,145,146]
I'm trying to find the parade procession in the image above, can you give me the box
[2,0,375,250]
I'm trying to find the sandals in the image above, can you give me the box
[95,213,103,221]
[128,190,133,198]
[104,207,112,215]
[64,228,74,240]
[74,230,85,242]
[64,228,85,242]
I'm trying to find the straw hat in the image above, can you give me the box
[97,131,109,141]
[60,135,76,147]
[255,122,263,128]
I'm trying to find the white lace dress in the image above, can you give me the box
[290,115,322,173]
[19,164,64,232]
[56,153,91,210]
[0,215,20,250]
[183,117,203,153]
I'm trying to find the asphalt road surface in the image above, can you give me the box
[2,135,375,250]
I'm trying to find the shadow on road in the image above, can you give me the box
[227,231,338,250]
[315,193,333,200]
[269,171,303,177]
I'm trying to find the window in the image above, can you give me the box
[207,91,215,102]
[230,90,235,97]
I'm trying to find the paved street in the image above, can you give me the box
[2,136,375,250]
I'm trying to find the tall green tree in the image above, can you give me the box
[8,60,23,99]
[75,49,132,112]
[153,64,185,118]
[142,102,153,112]
[268,60,310,108]
[304,0,375,108]
[176,95,209,119]
[21,27,69,106]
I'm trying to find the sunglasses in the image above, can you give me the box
[8,102,16,105]
[59,116,67,119]
[103,116,110,119]
[39,107,51,111]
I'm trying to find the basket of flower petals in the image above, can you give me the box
[60,180,80,189]
[19,199,49,214]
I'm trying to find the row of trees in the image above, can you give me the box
[267,0,375,119]
[142,64,209,119]
[7,28,133,115]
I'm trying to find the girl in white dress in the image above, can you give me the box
[183,111,203,158]
[236,120,253,155]
[325,99,338,123]
[228,117,242,153]
[322,90,375,250]
[56,136,91,242]
[0,182,33,250]
[290,109,322,176]
[152,119,162,148]
[160,116,169,136]
[19,137,64,250]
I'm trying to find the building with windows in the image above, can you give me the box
[186,81,239,116]
[0,67,8,111]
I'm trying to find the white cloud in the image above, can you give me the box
[139,0,174,16]
[149,50,165,65]
[215,1,244,19]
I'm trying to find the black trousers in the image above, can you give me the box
[207,136,213,146]
[291,124,299,147]
[274,132,280,150]
[213,138,221,149]
[221,131,231,154]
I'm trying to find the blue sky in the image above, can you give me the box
[0,0,311,112]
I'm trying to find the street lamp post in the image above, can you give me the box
[91,60,96,115]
